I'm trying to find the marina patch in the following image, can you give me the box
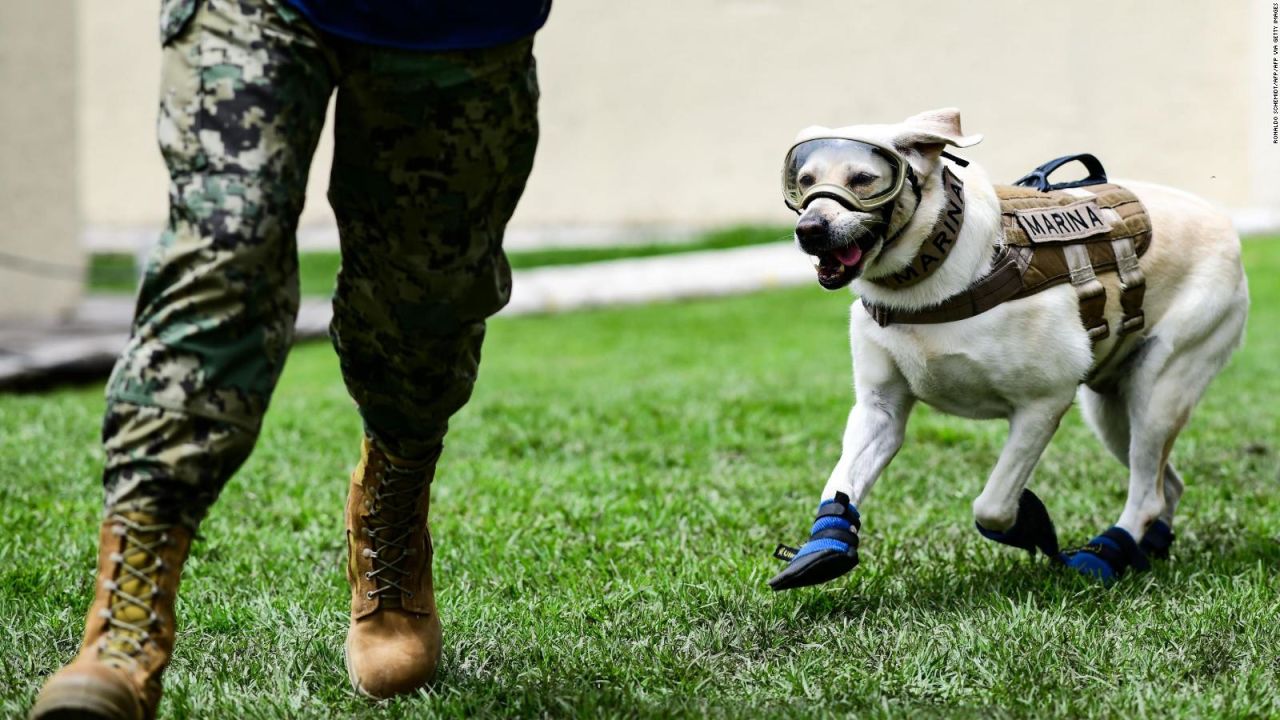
[1012,199,1112,243]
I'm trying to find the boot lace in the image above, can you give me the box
[98,514,173,668]
[362,463,431,607]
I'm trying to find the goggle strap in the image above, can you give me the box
[905,165,922,205]
[881,164,923,250]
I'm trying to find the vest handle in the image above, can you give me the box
[1014,154,1108,192]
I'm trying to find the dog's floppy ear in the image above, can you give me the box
[895,107,983,161]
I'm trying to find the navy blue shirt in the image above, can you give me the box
[282,0,551,51]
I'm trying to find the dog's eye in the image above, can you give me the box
[798,174,815,188]
[848,171,878,186]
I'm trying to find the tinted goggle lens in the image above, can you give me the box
[782,138,904,211]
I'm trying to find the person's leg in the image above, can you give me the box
[326,37,540,699]
[105,0,336,528]
[329,38,540,460]
[31,1,335,718]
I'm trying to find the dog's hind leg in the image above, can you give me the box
[1063,368,1191,582]
[1079,386,1130,466]
[972,397,1073,558]
[1154,465,1184,531]
[1063,275,1248,582]
[1079,385,1181,558]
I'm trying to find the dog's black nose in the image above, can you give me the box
[795,216,828,251]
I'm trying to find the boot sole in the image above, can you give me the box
[29,673,142,720]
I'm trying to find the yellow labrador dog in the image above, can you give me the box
[769,108,1248,590]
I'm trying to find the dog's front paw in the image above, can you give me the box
[975,488,1060,558]
[1059,526,1150,584]
[768,492,860,591]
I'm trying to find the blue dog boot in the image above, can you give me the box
[1060,526,1150,584]
[975,488,1060,558]
[1139,520,1175,559]
[768,492,860,591]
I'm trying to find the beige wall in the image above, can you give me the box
[78,0,1265,241]
[0,1,81,320]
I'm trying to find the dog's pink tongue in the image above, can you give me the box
[834,245,863,267]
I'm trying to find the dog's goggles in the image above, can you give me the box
[781,137,907,213]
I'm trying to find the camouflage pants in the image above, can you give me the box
[103,0,539,527]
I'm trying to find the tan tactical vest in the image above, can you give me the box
[863,170,1153,354]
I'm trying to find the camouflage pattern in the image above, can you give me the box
[104,0,540,528]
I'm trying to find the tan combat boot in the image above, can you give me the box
[30,513,191,720]
[344,438,443,699]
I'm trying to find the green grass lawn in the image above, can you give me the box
[87,225,792,296]
[5,239,1279,718]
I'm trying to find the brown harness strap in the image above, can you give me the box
[1111,236,1146,336]
[1062,242,1110,343]
[866,246,1024,326]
